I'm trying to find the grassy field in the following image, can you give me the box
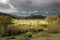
[1,16,60,40]
[2,31,60,40]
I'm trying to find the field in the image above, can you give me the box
[2,32,60,40]
[12,19,48,25]
[0,15,60,40]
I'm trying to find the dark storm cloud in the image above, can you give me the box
[8,0,60,14]
[0,0,60,10]
[0,3,10,9]
[0,0,60,16]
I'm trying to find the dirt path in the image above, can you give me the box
[30,32,60,40]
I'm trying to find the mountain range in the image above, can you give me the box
[0,12,45,19]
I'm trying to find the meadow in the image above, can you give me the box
[0,15,60,40]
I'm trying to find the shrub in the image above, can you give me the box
[29,28,37,32]
[19,36,30,40]
[32,28,44,32]
[4,25,21,36]
[24,32,32,38]
[40,24,47,28]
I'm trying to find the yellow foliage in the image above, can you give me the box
[0,15,12,25]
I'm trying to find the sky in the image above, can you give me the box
[0,0,60,16]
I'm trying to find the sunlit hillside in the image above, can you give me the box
[12,19,48,25]
[9,19,48,32]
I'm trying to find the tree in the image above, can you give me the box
[0,15,12,37]
[55,15,60,23]
[45,16,53,24]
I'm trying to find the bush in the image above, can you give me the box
[40,24,47,28]
[19,36,30,40]
[24,32,32,38]
[30,28,44,33]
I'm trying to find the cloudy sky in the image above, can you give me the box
[0,0,60,16]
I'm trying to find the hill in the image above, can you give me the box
[0,12,46,19]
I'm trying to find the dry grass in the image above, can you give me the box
[2,32,60,40]
[30,32,60,40]
[1,18,60,40]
